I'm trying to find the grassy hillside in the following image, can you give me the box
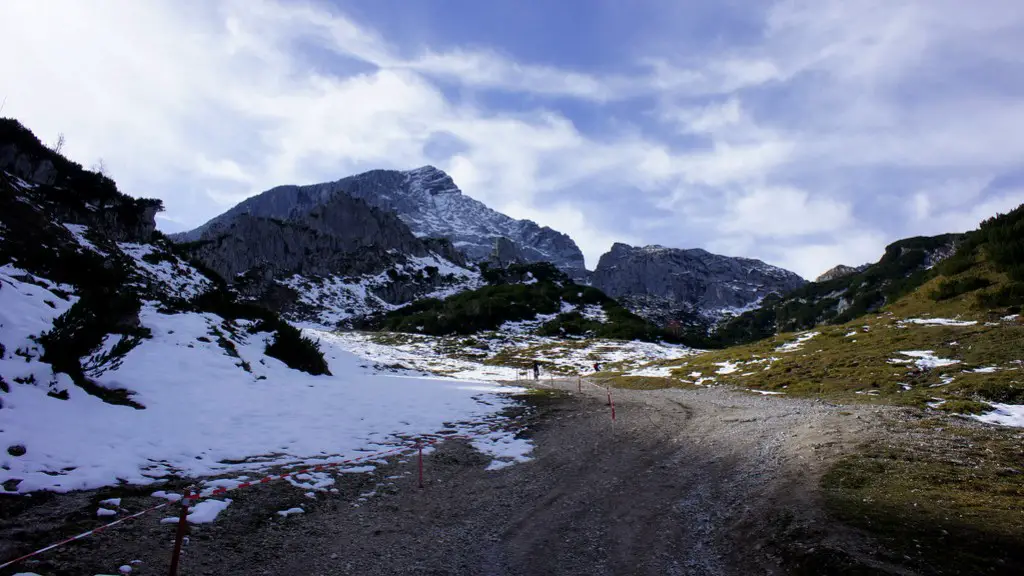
[366,263,674,342]
[707,202,1024,349]
[602,203,1024,405]
[705,234,963,347]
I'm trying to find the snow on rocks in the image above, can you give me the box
[280,254,481,328]
[901,318,978,327]
[775,331,820,352]
[973,404,1024,428]
[276,507,305,517]
[62,223,106,255]
[580,304,608,323]
[968,366,999,374]
[473,428,534,470]
[118,242,211,300]
[889,351,960,370]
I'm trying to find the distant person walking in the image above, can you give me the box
[593,362,601,372]
[533,361,540,381]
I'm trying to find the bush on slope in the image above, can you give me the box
[368,262,676,342]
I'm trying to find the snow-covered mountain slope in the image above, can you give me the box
[172,168,484,327]
[2,298,532,493]
[592,243,807,327]
[276,253,482,329]
[178,166,586,273]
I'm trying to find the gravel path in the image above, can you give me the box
[2,381,903,575]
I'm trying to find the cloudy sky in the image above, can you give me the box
[3,0,1024,278]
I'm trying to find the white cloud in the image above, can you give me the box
[1,0,1022,278]
[720,186,853,238]
[774,231,890,280]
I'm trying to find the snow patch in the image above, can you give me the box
[973,404,1024,428]
[890,350,960,370]
[715,361,740,375]
[901,318,978,327]
[776,331,820,352]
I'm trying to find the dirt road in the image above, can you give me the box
[2,381,901,575]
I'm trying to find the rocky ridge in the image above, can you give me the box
[591,243,807,326]
[815,264,869,283]
[179,166,586,275]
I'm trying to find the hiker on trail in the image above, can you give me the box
[533,361,540,380]
[593,362,601,372]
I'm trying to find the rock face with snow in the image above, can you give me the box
[178,166,586,274]
[591,243,806,324]
[177,175,481,327]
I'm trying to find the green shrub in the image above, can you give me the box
[480,262,567,285]
[190,286,331,375]
[931,276,993,301]
[976,283,1024,308]
[370,273,672,342]
[937,399,992,415]
[263,321,331,375]
[37,290,149,408]
[979,204,1024,281]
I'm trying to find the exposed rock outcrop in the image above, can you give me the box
[0,120,160,243]
[815,264,869,283]
[591,243,806,324]
[177,166,586,274]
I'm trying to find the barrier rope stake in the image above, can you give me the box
[168,489,191,576]
[578,375,582,393]
[608,391,616,422]
[418,443,424,489]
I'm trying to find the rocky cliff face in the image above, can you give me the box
[0,119,161,243]
[179,166,586,274]
[184,194,428,281]
[177,177,481,327]
[591,243,806,324]
[815,264,869,283]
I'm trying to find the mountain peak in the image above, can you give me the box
[402,165,460,197]
[179,165,587,273]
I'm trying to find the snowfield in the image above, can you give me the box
[323,330,697,380]
[1,299,534,494]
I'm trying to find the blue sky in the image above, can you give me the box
[4,0,1024,278]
